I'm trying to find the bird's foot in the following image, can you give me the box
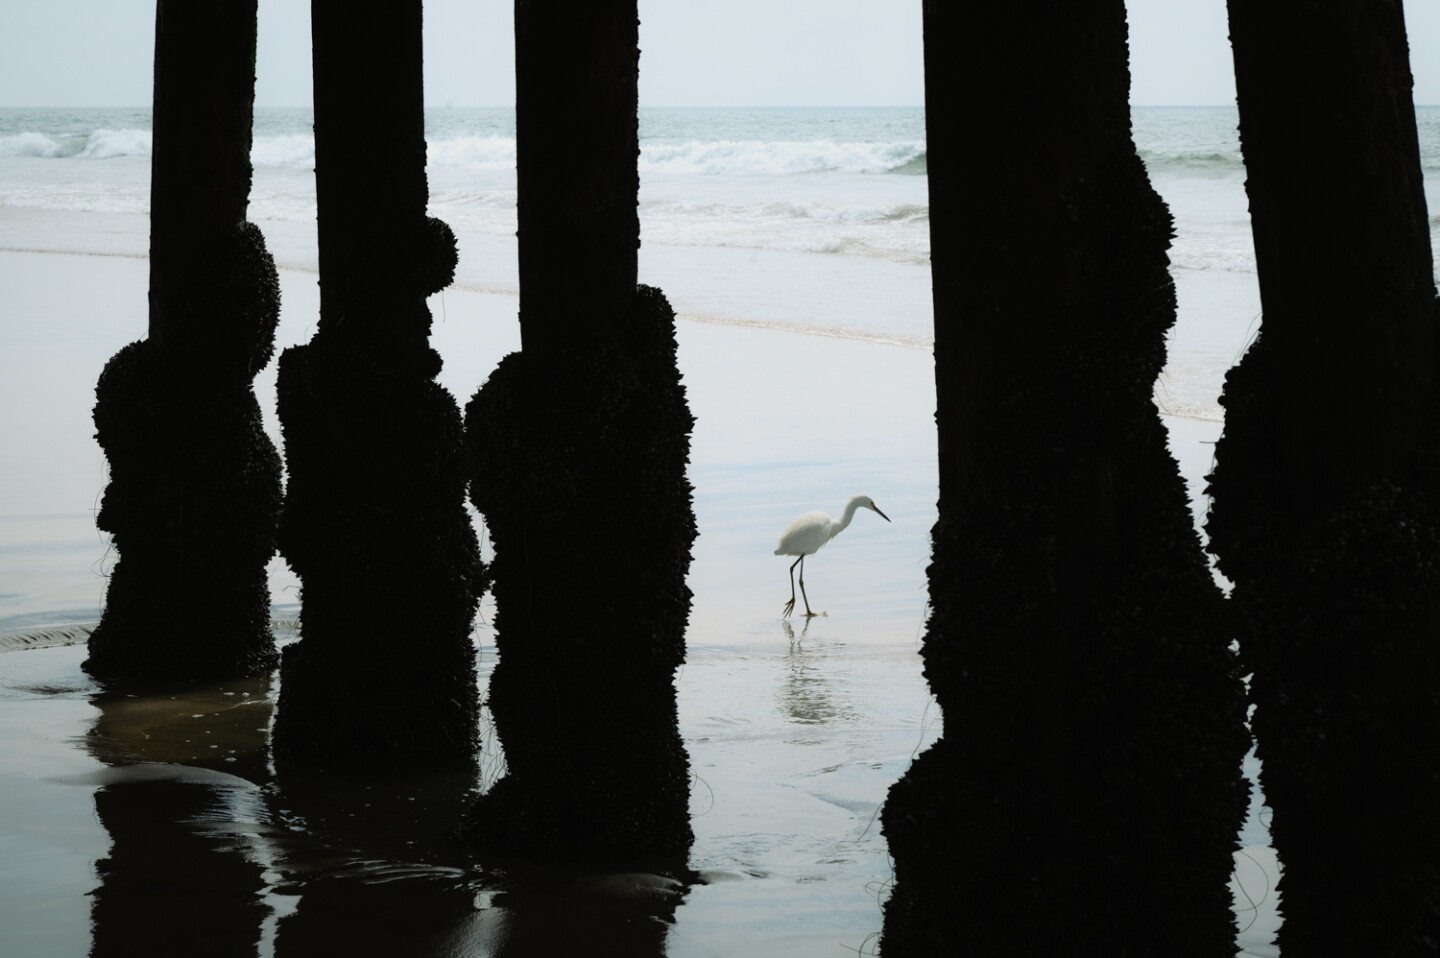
[804,610,826,618]
[782,599,796,618]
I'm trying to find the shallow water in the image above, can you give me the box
[0,543,936,958]
[0,610,1275,956]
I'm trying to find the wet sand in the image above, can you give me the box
[0,249,1277,956]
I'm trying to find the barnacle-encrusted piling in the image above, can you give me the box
[458,4,696,860]
[462,286,696,858]
[85,1,281,682]
[271,0,482,769]
[880,4,1250,953]
[1207,3,1440,952]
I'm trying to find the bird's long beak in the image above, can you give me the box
[871,504,891,522]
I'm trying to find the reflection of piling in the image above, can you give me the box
[86,676,276,958]
[90,780,270,958]
[479,861,690,958]
[85,0,281,682]
[881,4,1249,953]
[275,877,482,958]
[271,0,482,769]
[459,5,696,860]
[464,287,696,859]
[80,670,691,957]
[267,762,483,957]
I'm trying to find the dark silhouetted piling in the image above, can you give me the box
[271,0,482,769]
[880,3,1250,954]
[459,4,696,860]
[86,0,282,682]
[1208,2,1440,952]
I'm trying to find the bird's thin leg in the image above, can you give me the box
[799,556,818,617]
[783,555,802,617]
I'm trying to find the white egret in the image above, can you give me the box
[774,495,891,618]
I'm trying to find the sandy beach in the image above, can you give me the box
[0,248,1278,956]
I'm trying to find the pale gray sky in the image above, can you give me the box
[2,0,1438,108]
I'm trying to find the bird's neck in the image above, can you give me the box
[834,498,863,536]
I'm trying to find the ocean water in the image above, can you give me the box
[5,104,1439,403]
[0,106,929,257]
[6,104,1439,266]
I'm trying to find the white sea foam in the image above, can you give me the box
[0,128,152,159]
[284,134,926,176]
[426,135,517,170]
[0,131,78,158]
[251,134,316,167]
[679,309,933,350]
[635,196,929,262]
[78,128,152,159]
[639,138,924,176]
[1168,243,1257,274]
[1152,390,1224,424]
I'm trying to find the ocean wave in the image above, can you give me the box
[0,128,151,159]
[638,139,925,176]
[890,153,927,175]
[642,230,929,266]
[642,198,926,226]
[811,236,929,263]
[635,197,931,264]
[0,131,81,158]
[4,127,928,178]
[1139,149,1245,175]
[1152,393,1223,424]
[679,310,933,350]
[0,129,307,165]
[875,202,928,223]
[1168,243,1256,274]
[81,128,152,158]
[427,135,517,169]
[251,134,316,167]
[269,134,926,176]
[257,134,516,171]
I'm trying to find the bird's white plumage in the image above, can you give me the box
[774,510,840,557]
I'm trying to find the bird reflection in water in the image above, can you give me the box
[779,619,856,729]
